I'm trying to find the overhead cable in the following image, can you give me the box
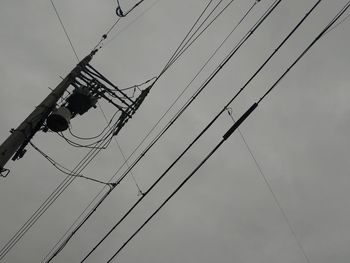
[41,1,262,261]
[0,118,119,261]
[82,1,332,260]
[104,1,350,260]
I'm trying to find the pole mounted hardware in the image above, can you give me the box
[0,49,150,176]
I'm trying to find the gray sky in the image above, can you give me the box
[1,0,350,262]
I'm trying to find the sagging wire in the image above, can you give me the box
[120,77,157,91]
[58,132,114,149]
[29,142,111,186]
[0,116,122,261]
[67,109,121,141]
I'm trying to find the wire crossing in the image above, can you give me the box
[40,1,255,261]
[82,0,333,260]
[105,103,257,263]
[102,2,350,261]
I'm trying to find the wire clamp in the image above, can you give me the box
[0,168,10,178]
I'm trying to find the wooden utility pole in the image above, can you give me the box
[0,51,96,176]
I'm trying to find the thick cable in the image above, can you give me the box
[84,0,327,260]
[113,0,282,192]
[104,1,350,260]
[106,103,257,262]
[41,2,259,261]
[80,1,328,260]
[161,0,219,72]
[29,142,110,186]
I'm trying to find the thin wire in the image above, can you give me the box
[105,1,350,260]
[67,109,120,141]
[40,103,140,263]
[226,109,312,263]
[3,0,147,260]
[45,1,262,259]
[161,0,218,72]
[81,1,290,260]
[49,0,79,61]
[42,2,255,261]
[112,0,282,190]
[165,0,255,72]
[163,0,239,73]
[0,118,117,261]
[97,103,143,195]
[120,77,157,91]
[29,142,110,186]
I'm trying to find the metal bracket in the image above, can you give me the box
[0,167,10,178]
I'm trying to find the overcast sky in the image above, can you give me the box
[1,0,350,262]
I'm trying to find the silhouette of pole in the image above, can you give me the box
[0,51,96,176]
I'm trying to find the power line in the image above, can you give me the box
[112,0,276,193]
[30,141,111,186]
[163,0,241,73]
[1,0,155,258]
[103,2,350,260]
[84,1,328,260]
[105,103,258,263]
[0,126,116,261]
[49,0,80,61]
[44,1,265,261]
[161,0,222,72]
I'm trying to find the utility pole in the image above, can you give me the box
[0,50,96,177]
